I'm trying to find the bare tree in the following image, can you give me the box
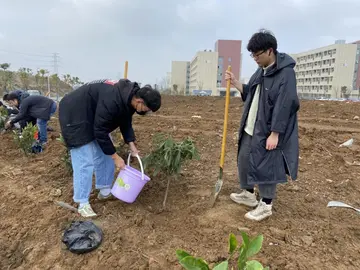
[172,84,178,95]
[197,80,204,90]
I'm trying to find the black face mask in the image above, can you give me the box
[136,110,147,116]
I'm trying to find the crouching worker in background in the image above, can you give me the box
[58,79,161,218]
[5,93,57,144]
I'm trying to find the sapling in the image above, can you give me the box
[142,134,200,209]
[13,123,38,156]
[176,232,269,270]
[0,107,8,130]
[57,134,73,173]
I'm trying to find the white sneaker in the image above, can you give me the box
[230,190,258,207]
[78,203,97,217]
[244,200,272,221]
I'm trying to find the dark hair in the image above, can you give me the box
[135,85,161,112]
[247,28,277,54]
[3,94,8,101]
[6,92,19,101]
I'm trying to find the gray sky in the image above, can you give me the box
[0,0,359,85]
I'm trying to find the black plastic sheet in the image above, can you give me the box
[62,220,103,254]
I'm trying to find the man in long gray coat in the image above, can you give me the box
[225,29,299,221]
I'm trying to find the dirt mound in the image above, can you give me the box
[1,96,360,270]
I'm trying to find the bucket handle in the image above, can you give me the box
[127,153,145,181]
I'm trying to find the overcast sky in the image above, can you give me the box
[0,0,359,85]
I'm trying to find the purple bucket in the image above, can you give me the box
[111,154,150,203]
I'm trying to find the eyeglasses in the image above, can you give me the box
[250,50,266,58]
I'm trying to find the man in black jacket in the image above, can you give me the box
[5,94,57,143]
[3,90,35,129]
[58,79,161,217]
[225,29,299,221]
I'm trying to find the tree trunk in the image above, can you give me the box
[162,176,174,210]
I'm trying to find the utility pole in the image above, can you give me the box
[53,53,59,101]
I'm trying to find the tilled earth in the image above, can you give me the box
[0,96,360,270]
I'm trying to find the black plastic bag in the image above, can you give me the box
[31,141,43,154]
[62,220,103,254]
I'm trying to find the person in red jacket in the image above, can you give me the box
[59,79,161,217]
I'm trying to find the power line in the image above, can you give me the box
[0,49,54,58]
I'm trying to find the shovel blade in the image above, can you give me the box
[208,178,223,208]
[327,201,360,213]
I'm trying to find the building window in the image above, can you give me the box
[218,57,223,64]
[228,57,232,62]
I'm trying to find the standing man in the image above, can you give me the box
[58,79,161,218]
[5,94,57,144]
[225,29,299,221]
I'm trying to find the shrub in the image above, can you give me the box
[13,123,38,155]
[176,232,269,270]
[142,134,200,209]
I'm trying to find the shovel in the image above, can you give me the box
[209,65,232,208]
[327,201,360,214]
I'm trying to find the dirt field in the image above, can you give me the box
[1,95,360,270]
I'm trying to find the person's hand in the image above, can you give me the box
[225,70,236,86]
[266,132,279,150]
[5,121,11,129]
[112,154,125,170]
[129,142,139,157]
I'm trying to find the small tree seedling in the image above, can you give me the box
[142,134,200,210]
[57,134,73,173]
[176,232,269,270]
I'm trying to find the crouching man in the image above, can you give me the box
[5,93,57,144]
[58,79,161,217]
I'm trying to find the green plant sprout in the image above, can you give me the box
[142,134,200,209]
[176,232,269,270]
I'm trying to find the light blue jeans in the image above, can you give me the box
[37,102,57,143]
[70,140,115,204]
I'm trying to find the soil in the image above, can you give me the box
[1,96,360,270]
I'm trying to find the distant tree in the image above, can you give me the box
[341,86,350,99]
[1,63,13,94]
[172,84,178,95]
[18,67,33,90]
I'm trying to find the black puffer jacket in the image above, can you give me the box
[58,79,138,155]
[10,95,55,124]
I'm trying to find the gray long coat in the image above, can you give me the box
[238,53,300,185]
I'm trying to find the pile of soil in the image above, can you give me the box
[0,96,359,269]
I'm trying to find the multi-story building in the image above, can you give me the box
[189,50,218,96]
[351,40,360,90]
[291,41,359,99]
[215,40,242,88]
[171,61,190,95]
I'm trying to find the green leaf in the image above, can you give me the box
[245,260,264,270]
[179,256,210,270]
[213,261,229,270]
[176,249,191,261]
[246,235,263,258]
[228,233,238,254]
[241,231,250,247]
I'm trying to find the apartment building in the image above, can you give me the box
[351,40,360,90]
[171,61,190,95]
[189,50,218,96]
[215,40,242,88]
[291,41,358,99]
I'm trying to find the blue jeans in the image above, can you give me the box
[37,102,57,143]
[70,140,115,204]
